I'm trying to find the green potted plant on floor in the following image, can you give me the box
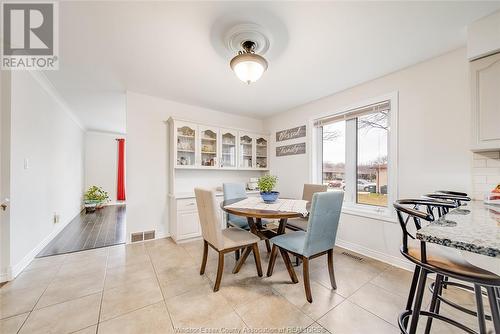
[84,185,110,213]
[258,174,279,203]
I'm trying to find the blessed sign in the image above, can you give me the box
[276,125,306,142]
[276,143,306,157]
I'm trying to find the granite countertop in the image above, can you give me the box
[416,201,500,257]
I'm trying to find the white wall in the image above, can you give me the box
[264,48,472,268]
[468,10,500,59]
[126,92,265,239]
[9,71,85,275]
[85,131,124,203]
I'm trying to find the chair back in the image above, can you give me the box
[195,188,223,249]
[425,191,470,215]
[223,183,248,224]
[393,199,455,261]
[302,184,328,202]
[302,191,344,257]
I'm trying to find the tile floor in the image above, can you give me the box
[0,237,493,334]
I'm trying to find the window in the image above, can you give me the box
[314,95,397,218]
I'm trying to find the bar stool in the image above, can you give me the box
[394,199,500,334]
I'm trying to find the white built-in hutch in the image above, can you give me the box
[167,117,269,242]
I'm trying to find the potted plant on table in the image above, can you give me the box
[84,185,110,213]
[258,174,279,203]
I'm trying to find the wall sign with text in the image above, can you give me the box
[276,143,306,157]
[275,125,306,142]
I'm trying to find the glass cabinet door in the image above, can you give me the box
[239,134,254,168]
[176,123,197,167]
[200,127,218,167]
[256,137,268,169]
[220,130,237,168]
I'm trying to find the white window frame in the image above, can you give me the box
[309,92,399,222]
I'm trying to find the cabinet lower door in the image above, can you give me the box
[177,211,201,240]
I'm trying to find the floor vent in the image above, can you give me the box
[131,232,144,243]
[341,251,364,261]
[144,230,155,240]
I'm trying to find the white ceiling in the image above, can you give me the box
[46,1,500,133]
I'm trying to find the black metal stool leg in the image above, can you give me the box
[234,249,240,261]
[474,285,487,334]
[404,266,421,328]
[424,274,444,334]
[409,268,428,334]
[486,286,500,334]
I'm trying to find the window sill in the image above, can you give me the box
[341,205,397,223]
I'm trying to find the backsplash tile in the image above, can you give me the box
[472,151,500,200]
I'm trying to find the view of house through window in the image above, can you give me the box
[321,104,389,208]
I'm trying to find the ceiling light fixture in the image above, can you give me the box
[230,40,268,84]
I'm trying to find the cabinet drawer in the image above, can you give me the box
[177,198,197,211]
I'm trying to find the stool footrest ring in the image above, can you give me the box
[398,310,477,334]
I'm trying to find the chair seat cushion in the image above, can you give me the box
[227,215,270,230]
[286,217,308,231]
[406,242,500,284]
[222,227,260,250]
[270,231,306,256]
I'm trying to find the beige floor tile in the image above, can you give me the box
[0,313,29,334]
[160,272,213,299]
[104,261,156,290]
[19,293,101,334]
[56,257,107,279]
[318,300,398,334]
[24,254,67,272]
[0,266,57,292]
[98,301,174,334]
[219,277,275,311]
[144,237,177,250]
[235,292,315,330]
[300,322,330,334]
[349,282,405,325]
[197,311,247,330]
[0,286,46,319]
[74,325,98,334]
[36,270,105,309]
[65,248,109,262]
[107,243,150,269]
[370,266,416,298]
[165,286,235,328]
[155,262,201,283]
[273,279,344,320]
[100,276,163,321]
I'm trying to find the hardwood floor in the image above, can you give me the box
[37,204,126,257]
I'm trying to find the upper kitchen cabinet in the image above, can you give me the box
[239,132,254,169]
[199,126,219,168]
[220,129,238,168]
[471,52,500,151]
[173,121,198,167]
[255,136,269,169]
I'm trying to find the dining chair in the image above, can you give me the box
[195,188,263,292]
[267,191,344,303]
[223,183,272,253]
[394,199,500,334]
[287,183,328,232]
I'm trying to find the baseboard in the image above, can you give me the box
[0,268,12,283]
[336,239,413,271]
[9,211,76,279]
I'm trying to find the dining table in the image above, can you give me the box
[221,197,308,275]
[416,200,500,275]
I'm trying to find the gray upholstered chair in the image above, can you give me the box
[223,183,271,253]
[195,188,263,292]
[267,191,344,302]
[287,183,328,232]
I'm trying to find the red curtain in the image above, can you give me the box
[117,139,126,201]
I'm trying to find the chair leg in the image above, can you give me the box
[408,268,428,334]
[327,249,337,289]
[214,252,224,292]
[232,247,252,274]
[424,274,443,334]
[473,285,487,334]
[234,249,240,261]
[266,244,279,277]
[265,240,272,253]
[486,286,500,334]
[403,266,421,328]
[200,240,208,275]
[302,257,313,303]
[252,243,263,277]
[279,248,298,283]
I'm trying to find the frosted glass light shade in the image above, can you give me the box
[230,53,268,84]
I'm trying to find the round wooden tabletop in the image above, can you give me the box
[221,198,304,219]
